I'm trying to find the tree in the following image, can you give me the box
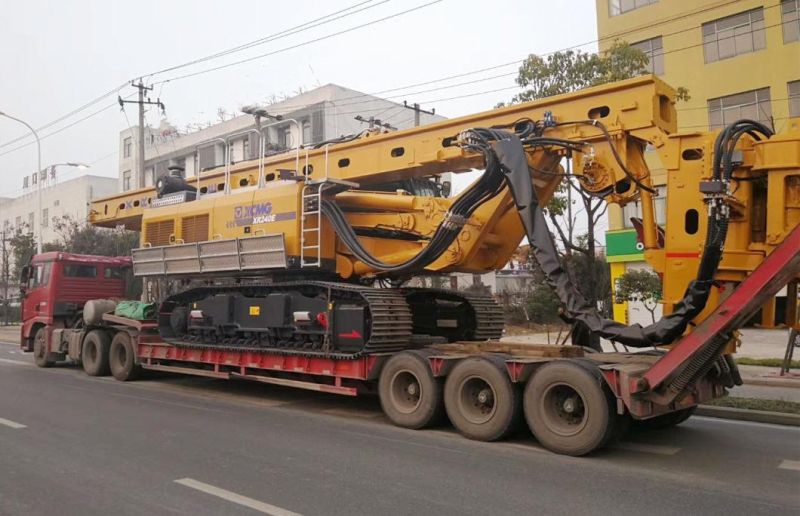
[615,269,662,323]
[9,228,36,281]
[50,215,139,256]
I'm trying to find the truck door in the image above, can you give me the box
[21,261,52,323]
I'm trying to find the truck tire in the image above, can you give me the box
[633,407,696,431]
[109,331,141,382]
[524,360,617,456]
[81,330,111,377]
[32,327,55,368]
[444,356,520,442]
[379,352,444,429]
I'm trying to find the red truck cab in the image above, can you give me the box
[19,252,132,352]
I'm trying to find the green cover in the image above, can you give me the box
[115,300,156,321]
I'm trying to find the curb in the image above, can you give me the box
[742,378,800,389]
[696,405,800,426]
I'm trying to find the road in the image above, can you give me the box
[0,340,798,516]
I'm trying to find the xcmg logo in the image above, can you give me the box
[232,202,275,226]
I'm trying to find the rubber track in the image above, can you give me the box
[161,281,413,359]
[402,288,504,341]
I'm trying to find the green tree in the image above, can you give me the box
[9,228,36,281]
[51,215,139,256]
[615,269,662,323]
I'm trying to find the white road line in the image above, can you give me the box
[0,357,32,366]
[0,417,26,429]
[694,415,800,431]
[778,460,800,471]
[615,442,681,456]
[175,478,302,516]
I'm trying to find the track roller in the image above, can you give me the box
[109,331,142,382]
[81,330,111,377]
[379,351,444,429]
[444,356,521,441]
[524,360,618,456]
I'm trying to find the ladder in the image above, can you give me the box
[300,182,322,268]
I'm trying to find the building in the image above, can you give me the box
[596,0,800,326]
[1,174,119,243]
[118,84,444,191]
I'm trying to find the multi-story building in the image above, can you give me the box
[596,0,800,326]
[0,174,118,244]
[118,83,443,191]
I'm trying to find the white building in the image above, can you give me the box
[118,84,444,191]
[1,174,118,243]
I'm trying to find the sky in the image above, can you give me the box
[0,0,601,233]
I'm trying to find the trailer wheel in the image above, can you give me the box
[524,361,616,456]
[633,407,696,431]
[444,357,520,442]
[81,330,111,377]
[109,332,141,382]
[32,327,55,368]
[379,352,444,429]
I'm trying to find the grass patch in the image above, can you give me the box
[735,357,800,368]
[705,396,800,414]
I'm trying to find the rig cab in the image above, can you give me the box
[19,252,131,353]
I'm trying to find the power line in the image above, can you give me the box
[151,1,444,85]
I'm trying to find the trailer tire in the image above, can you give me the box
[33,327,55,368]
[379,352,444,429]
[524,361,616,456]
[109,331,141,382]
[81,330,111,377]
[633,407,696,431]
[444,357,520,442]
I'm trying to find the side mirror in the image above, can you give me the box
[19,265,30,286]
[440,180,452,198]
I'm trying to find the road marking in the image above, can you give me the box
[615,442,681,456]
[500,442,550,454]
[0,417,26,429]
[322,408,383,419]
[694,415,800,432]
[175,478,302,516]
[778,460,800,471]
[0,357,31,366]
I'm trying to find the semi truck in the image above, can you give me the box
[19,76,800,456]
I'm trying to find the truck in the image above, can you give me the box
[20,76,800,456]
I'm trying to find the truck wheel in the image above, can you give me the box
[32,327,55,368]
[524,361,617,456]
[379,352,444,429]
[444,357,520,442]
[633,407,696,431]
[81,330,111,377]
[109,332,141,382]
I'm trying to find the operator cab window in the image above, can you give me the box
[63,264,98,278]
[29,262,52,289]
[104,266,125,279]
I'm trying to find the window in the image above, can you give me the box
[104,267,126,279]
[15,216,21,227]
[123,170,131,191]
[123,137,132,158]
[784,0,800,43]
[28,212,34,228]
[280,127,293,148]
[631,36,664,75]
[790,81,800,118]
[53,199,60,207]
[609,0,656,16]
[243,138,250,160]
[708,88,772,130]
[42,208,48,227]
[63,264,97,278]
[29,262,52,289]
[302,120,312,145]
[622,186,666,228]
[703,8,766,63]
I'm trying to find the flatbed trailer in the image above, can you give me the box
[26,224,800,455]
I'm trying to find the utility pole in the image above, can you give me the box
[1,228,9,326]
[402,101,435,127]
[354,115,396,131]
[119,80,165,189]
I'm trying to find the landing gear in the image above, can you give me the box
[379,352,444,429]
[524,361,617,456]
[444,357,520,441]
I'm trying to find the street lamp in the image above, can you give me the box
[0,111,42,251]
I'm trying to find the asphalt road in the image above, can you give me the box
[0,340,798,516]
